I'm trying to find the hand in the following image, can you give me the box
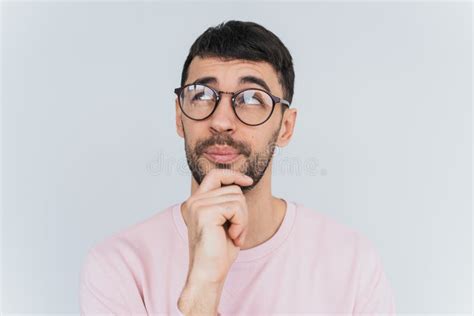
[177,169,253,315]
[184,168,253,284]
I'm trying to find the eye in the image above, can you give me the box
[192,92,213,101]
[246,96,263,105]
[236,90,267,106]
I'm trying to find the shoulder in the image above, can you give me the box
[291,202,395,312]
[292,202,359,245]
[81,203,180,274]
[292,202,384,266]
[79,205,179,312]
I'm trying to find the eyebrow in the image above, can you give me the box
[191,76,272,93]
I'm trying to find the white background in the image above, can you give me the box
[1,1,472,313]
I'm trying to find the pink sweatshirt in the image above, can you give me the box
[80,200,396,315]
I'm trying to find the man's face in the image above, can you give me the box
[176,56,287,193]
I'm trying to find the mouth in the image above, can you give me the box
[203,146,242,164]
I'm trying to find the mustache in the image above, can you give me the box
[195,134,251,157]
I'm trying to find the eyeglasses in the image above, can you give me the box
[174,83,291,126]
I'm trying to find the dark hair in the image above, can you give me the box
[180,20,295,105]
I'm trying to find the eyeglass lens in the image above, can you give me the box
[179,84,274,125]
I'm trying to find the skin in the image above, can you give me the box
[176,56,297,315]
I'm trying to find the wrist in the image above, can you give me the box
[178,279,224,315]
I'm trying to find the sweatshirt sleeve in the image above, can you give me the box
[79,247,147,314]
[352,234,397,315]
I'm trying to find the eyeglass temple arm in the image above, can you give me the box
[280,99,291,107]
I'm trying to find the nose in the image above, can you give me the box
[209,93,237,134]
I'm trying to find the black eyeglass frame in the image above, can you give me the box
[174,83,291,126]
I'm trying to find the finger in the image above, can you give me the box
[227,217,246,241]
[192,185,243,203]
[233,224,247,247]
[218,201,248,240]
[238,227,247,245]
[183,186,243,221]
[194,200,248,240]
[192,193,245,209]
[236,231,246,248]
[196,169,253,194]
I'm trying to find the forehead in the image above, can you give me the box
[186,56,282,94]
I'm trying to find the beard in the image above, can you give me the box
[184,128,280,193]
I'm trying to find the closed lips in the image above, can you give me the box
[204,146,241,163]
[204,146,239,155]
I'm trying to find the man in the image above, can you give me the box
[80,20,396,315]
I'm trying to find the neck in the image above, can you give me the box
[185,163,287,250]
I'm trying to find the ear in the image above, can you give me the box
[175,99,185,138]
[276,107,297,147]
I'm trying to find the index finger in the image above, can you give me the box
[196,169,253,194]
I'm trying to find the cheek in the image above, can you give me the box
[253,131,279,153]
[246,135,268,155]
[182,121,206,140]
[247,129,271,144]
